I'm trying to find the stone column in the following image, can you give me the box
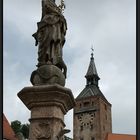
[18,84,75,140]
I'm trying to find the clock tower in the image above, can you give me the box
[73,51,112,140]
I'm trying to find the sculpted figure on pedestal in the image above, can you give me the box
[32,0,67,78]
[31,0,68,86]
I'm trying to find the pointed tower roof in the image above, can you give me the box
[85,48,100,87]
[85,50,99,80]
[76,48,109,104]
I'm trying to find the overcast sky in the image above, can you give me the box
[3,0,136,138]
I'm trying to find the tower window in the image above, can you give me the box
[105,114,107,120]
[84,101,90,107]
[80,125,83,131]
[77,115,82,121]
[104,104,107,110]
[103,125,105,131]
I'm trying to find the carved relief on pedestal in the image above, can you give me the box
[33,122,52,140]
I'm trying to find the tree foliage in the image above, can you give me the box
[11,120,29,139]
[20,124,29,139]
[11,120,21,134]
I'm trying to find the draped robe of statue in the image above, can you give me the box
[33,0,67,77]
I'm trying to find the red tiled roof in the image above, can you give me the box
[3,114,18,140]
[105,133,136,140]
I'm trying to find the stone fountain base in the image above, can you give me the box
[18,84,75,140]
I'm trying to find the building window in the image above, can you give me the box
[105,114,107,120]
[104,104,107,110]
[84,101,90,107]
[103,125,105,131]
[80,103,82,108]
[91,113,95,118]
[80,138,83,140]
[80,125,83,131]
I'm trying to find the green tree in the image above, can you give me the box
[11,120,29,139]
[20,124,29,139]
[11,120,21,134]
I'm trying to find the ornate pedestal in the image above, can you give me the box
[18,84,75,140]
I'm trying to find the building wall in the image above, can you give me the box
[73,96,112,140]
[99,98,112,140]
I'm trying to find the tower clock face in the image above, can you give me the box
[81,113,91,123]
[77,112,95,125]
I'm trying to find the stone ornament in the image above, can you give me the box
[31,0,67,86]
[30,64,65,86]
[33,122,52,140]
[56,129,70,140]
